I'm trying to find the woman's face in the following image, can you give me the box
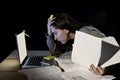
[51,26,69,44]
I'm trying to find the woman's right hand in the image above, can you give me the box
[89,64,105,76]
[47,14,56,35]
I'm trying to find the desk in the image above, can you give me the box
[0,50,19,72]
[0,49,50,80]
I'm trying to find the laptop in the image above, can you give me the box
[16,30,50,68]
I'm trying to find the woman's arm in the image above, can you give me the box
[46,14,57,56]
[46,14,69,57]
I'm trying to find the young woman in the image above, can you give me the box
[46,13,120,79]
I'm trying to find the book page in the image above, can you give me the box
[72,31,120,68]
[99,41,120,67]
[101,49,120,68]
[102,36,119,46]
[55,57,82,72]
[18,65,62,80]
[55,57,115,80]
[32,66,102,80]
[72,31,101,68]
[100,36,120,68]
[34,68,114,80]
[54,51,87,72]
[33,67,115,80]
[57,70,102,80]
[34,72,65,80]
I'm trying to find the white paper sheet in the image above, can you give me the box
[101,49,120,68]
[55,57,115,80]
[72,31,120,68]
[18,65,61,80]
[72,31,102,68]
[102,36,119,46]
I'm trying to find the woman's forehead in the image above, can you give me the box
[51,27,58,32]
[51,27,64,33]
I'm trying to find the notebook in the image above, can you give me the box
[16,30,50,68]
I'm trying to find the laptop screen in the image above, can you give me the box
[16,31,27,64]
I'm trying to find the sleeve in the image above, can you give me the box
[45,33,56,55]
[103,63,120,78]
[79,26,106,38]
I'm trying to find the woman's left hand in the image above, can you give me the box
[47,14,56,35]
[89,64,105,76]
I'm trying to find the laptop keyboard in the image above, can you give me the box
[27,56,43,66]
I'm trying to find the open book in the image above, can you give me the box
[54,56,115,80]
[72,31,120,68]
[18,62,115,80]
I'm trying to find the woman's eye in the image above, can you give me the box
[54,32,57,35]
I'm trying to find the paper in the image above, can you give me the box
[72,31,120,68]
[55,57,82,72]
[101,50,120,68]
[99,41,120,68]
[72,31,102,68]
[102,36,119,46]
[59,70,102,80]
[18,65,61,80]
[55,57,115,80]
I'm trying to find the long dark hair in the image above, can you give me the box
[51,13,83,33]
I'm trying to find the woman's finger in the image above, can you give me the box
[97,66,104,75]
[89,64,103,75]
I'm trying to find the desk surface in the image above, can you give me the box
[0,50,50,80]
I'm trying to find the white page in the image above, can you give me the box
[34,69,115,80]
[33,66,114,80]
[55,57,83,72]
[56,70,102,80]
[102,36,119,46]
[34,73,66,80]
[72,31,102,68]
[101,49,120,68]
[100,36,120,68]
[55,57,115,80]
[72,31,120,68]
[18,65,61,80]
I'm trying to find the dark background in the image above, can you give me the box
[1,1,120,62]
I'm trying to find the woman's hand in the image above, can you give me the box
[89,64,105,76]
[47,14,56,35]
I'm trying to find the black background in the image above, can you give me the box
[1,1,120,62]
